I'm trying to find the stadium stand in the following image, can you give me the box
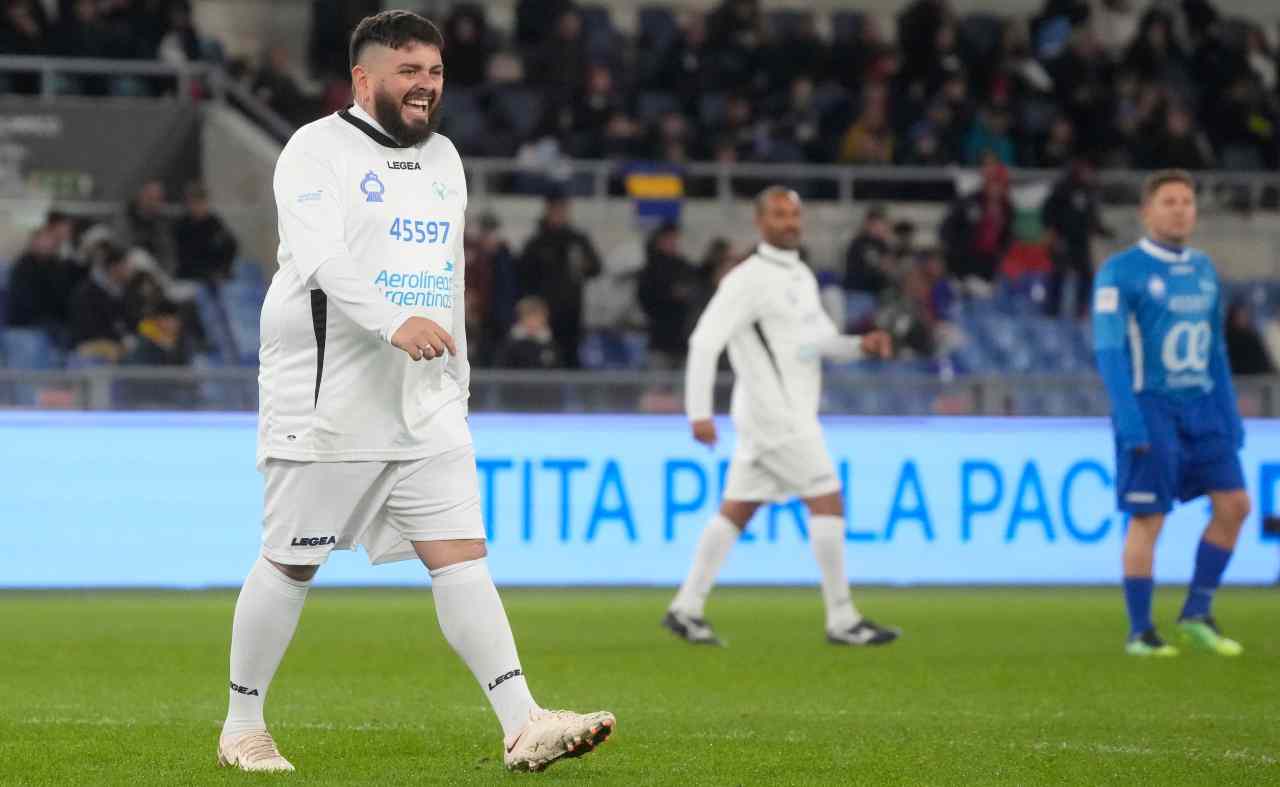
[2,0,1279,415]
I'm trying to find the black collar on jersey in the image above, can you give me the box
[338,105,411,149]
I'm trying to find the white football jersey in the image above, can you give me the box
[257,104,470,466]
[685,243,853,449]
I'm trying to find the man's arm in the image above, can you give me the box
[275,140,412,342]
[275,138,452,358]
[1209,270,1244,449]
[446,216,470,413]
[1092,261,1149,449]
[684,269,757,438]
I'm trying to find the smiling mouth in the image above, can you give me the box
[404,95,432,116]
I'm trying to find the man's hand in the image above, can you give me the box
[859,330,893,359]
[691,418,717,448]
[391,317,456,361]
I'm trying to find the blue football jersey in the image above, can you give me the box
[1091,238,1241,448]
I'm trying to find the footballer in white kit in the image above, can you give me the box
[217,11,613,775]
[663,187,903,647]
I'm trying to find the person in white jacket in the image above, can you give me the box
[663,186,902,647]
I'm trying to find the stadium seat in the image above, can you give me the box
[766,9,812,40]
[489,86,544,140]
[830,11,864,43]
[1,327,60,369]
[580,331,648,370]
[637,6,679,53]
[637,91,680,122]
[844,291,878,328]
[193,284,239,365]
[577,4,619,59]
[218,281,265,365]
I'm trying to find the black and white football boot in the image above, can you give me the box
[661,609,724,646]
[827,618,901,646]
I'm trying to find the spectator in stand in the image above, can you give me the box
[529,7,589,104]
[762,11,828,93]
[1045,25,1110,154]
[156,0,205,66]
[494,295,560,369]
[174,182,238,282]
[68,242,133,361]
[963,103,1015,165]
[1134,102,1215,169]
[5,224,77,341]
[705,0,766,90]
[0,1,49,93]
[552,63,640,159]
[769,76,824,162]
[839,82,894,164]
[842,204,898,298]
[254,44,317,127]
[442,4,493,88]
[53,0,137,58]
[650,11,715,111]
[1121,8,1188,86]
[514,0,573,52]
[120,179,177,274]
[1226,300,1274,377]
[122,297,189,367]
[518,193,602,368]
[1038,115,1076,169]
[637,222,698,369]
[1041,157,1112,318]
[685,238,739,338]
[1205,75,1279,170]
[463,212,519,366]
[1091,0,1142,60]
[876,264,938,360]
[940,157,1014,293]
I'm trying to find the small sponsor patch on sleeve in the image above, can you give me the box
[1094,286,1119,313]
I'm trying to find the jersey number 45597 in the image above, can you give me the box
[389,217,450,245]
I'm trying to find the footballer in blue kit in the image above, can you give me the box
[1092,169,1251,658]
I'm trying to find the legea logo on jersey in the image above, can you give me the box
[374,267,454,308]
[361,171,385,203]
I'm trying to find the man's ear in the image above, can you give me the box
[350,64,367,101]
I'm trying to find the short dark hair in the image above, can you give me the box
[1142,169,1195,202]
[754,185,800,215]
[349,10,444,72]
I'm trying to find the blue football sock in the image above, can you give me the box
[1180,540,1233,620]
[1123,576,1154,638]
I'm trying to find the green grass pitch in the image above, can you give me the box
[1,587,1276,786]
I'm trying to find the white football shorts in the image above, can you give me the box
[260,443,485,566]
[723,430,841,503]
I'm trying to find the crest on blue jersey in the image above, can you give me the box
[360,171,385,203]
[1147,275,1166,299]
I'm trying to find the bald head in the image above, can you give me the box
[754,186,803,250]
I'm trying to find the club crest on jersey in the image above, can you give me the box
[1147,275,1166,299]
[361,171,386,203]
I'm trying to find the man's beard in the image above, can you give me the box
[372,86,441,147]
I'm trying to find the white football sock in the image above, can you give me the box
[670,514,741,618]
[809,515,860,631]
[430,558,538,739]
[222,556,311,738]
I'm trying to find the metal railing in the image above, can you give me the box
[3,366,1280,417]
